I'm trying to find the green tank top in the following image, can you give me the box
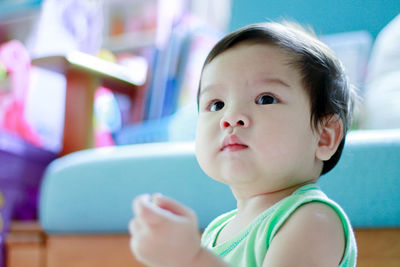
[201,184,357,266]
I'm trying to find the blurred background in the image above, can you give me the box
[0,0,399,266]
[0,0,399,153]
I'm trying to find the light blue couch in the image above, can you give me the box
[39,129,400,234]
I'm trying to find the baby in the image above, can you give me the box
[129,21,357,267]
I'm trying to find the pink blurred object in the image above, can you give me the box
[93,87,120,147]
[94,130,115,147]
[0,40,42,147]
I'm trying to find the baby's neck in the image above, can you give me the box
[236,182,311,213]
[215,182,313,246]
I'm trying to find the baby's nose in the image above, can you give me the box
[220,114,250,129]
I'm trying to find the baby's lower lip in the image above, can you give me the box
[221,144,248,152]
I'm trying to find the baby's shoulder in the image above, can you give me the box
[267,202,345,266]
[266,202,345,265]
[287,202,345,233]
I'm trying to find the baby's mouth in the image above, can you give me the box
[221,135,248,152]
[221,144,249,152]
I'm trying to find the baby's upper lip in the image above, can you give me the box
[221,135,248,151]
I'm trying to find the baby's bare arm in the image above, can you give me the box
[129,194,230,267]
[262,202,345,267]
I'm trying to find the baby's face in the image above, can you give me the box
[195,43,322,195]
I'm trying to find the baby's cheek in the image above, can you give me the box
[195,135,206,160]
[195,144,211,174]
[196,140,219,180]
[256,131,288,154]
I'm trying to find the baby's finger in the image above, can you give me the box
[133,194,169,225]
[153,194,196,220]
[132,194,152,216]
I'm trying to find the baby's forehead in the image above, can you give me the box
[203,42,299,75]
[200,44,302,85]
[222,41,297,59]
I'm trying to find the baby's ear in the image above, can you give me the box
[315,115,344,161]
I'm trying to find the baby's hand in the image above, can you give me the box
[129,194,202,267]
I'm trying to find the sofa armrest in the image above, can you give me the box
[39,142,234,233]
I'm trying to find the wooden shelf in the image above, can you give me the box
[5,221,45,267]
[32,52,145,93]
[31,52,144,155]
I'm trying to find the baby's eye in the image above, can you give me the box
[209,100,225,112]
[255,94,278,105]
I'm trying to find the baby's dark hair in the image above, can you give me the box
[197,21,357,175]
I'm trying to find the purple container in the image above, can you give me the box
[0,131,57,220]
[0,131,57,267]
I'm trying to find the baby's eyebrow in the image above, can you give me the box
[199,78,290,99]
[198,84,222,98]
[258,77,291,88]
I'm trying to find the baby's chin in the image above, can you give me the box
[215,166,263,185]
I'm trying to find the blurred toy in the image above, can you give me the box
[0,40,41,146]
[94,86,121,147]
